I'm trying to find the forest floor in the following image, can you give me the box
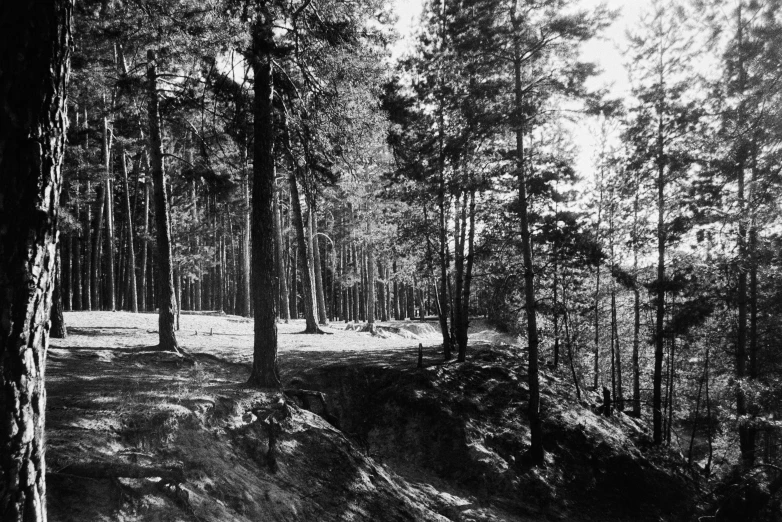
[46,312,701,521]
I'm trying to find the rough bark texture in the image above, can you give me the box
[247,12,281,387]
[0,2,72,520]
[146,49,179,353]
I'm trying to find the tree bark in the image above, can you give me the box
[146,49,179,352]
[632,172,641,417]
[274,182,290,323]
[0,2,72,520]
[139,160,151,311]
[120,148,138,312]
[247,11,281,387]
[367,225,376,327]
[310,205,328,325]
[103,115,116,311]
[240,148,251,317]
[51,244,67,339]
[512,0,543,465]
[283,121,320,334]
[653,78,666,446]
[91,181,105,310]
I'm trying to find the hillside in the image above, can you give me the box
[47,312,698,521]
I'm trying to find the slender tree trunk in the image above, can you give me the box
[367,224,376,327]
[240,149,251,317]
[653,86,666,446]
[120,148,138,312]
[64,232,72,311]
[705,348,713,475]
[139,163,151,311]
[0,2,72,519]
[51,245,67,339]
[91,182,105,310]
[632,175,641,417]
[274,182,290,323]
[283,125,320,333]
[688,354,708,466]
[310,205,328,325]
[103,115,116,311]
[73,182,82,310]
[513,1,543,465]
[352,243,360,323]
[290,244,298,319]
[393,260,400,320]
[146,49,179,352]
[562,275,581,401]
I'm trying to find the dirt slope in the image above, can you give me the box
[47,312,699,521]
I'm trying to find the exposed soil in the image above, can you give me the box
[46,312,699,521]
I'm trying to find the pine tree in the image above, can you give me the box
[0,2,73,520]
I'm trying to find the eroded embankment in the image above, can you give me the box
[45,347,451,522]
[288,345,700,522]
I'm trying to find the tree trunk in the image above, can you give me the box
[367,226,376,327]
[103,115,116,311]
[91,182,105,310]
[120,148,138,312]
[139,161,151,312]
[51,245,67,339]
[146,49,179,353]
[0,2,72,520]
[73,182,82,310]
[240,150,251,317]
[512,1,543,465]
[247,13,281,386]
[274,182,290,323]
[283,125,320,333]
[632,174,641,417]
[64,232,72,311]
[310,206,328,325]
[653,87,666,446]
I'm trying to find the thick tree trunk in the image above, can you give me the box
[146,49,179,353]
[247,13,281,386]
[0,2,72,520]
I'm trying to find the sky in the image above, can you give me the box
[389,0,649,178]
